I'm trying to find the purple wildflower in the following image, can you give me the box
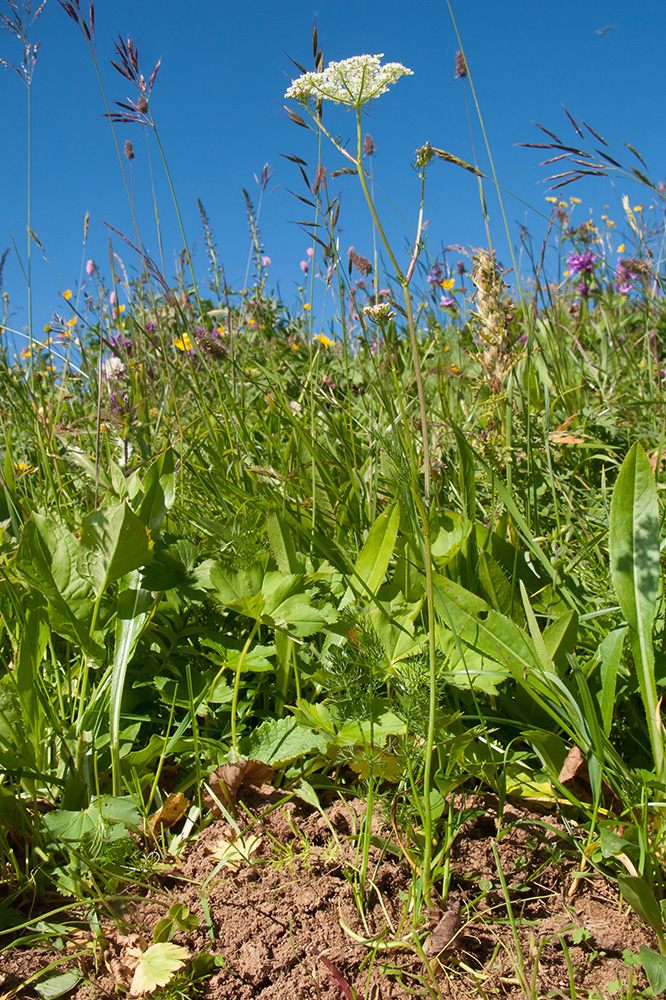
[567,251,596,275]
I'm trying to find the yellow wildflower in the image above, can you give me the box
[570,197,581,204]
[67,317,78,327]
[617,243,626,253]
[62,289,72,300]
[314,333,333,348]
[174,333,193,352]
[441,278,455,291]
[545,197,557,203]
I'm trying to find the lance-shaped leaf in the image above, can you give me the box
[610,443,663,778]
[351,502,400,599]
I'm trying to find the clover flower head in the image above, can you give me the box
[285,54,412,108]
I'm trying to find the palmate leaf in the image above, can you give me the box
[130,942,190,995]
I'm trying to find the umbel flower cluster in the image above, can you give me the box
[285,54,412,108]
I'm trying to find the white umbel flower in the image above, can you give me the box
[285,54,412,108]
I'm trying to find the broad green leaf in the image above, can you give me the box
[542,610,578,668]
[239,716,327,766]
[352,502,400,597]
[43,795,141,843]
[610,443,660,635]
[79,502,153,596]
[294,699,336,737]
[137,448,175,533]
[618,874,664,939]
[0,675,24,754]
[434,575,538,677]
[478,549,520,620]
[16,514,102,658]
[270,594,335,637]
[130,942,190,995]
[15,600,49,751]
[610,443,663,776]
[437,629,510,695]
[169,902,199,932]
[640,947,666,994]
[209,563,265,618]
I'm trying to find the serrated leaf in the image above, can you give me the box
[130,942,190,995]
[239,716,328,766]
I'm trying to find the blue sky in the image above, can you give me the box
[1,0,664,353]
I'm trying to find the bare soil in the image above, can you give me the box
[0,787,654,999]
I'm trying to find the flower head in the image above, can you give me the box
[285,54,412,108]
[363,303,395,325]
[566,251,596,275]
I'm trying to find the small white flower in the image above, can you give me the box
[363,303,396,324]
[103,356,125,380]
[285,54,412,108]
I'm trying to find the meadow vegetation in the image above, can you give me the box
[1,4,666,998]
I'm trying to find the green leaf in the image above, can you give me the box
[618,874,664,939]
[137,448,175,533]
[79,502,153,596]
[434,575,538,677]
[168,902,199,932]
[153,917,175,943]
[267,508,302,574]
[640,946,666,994]
[598,626,627,735]
[610,443,663,777]
[477,549,520,620]
[43,795,141,843]
[239,716,328,766]
[130,942,190,995]
[542,610,578,668]
[109,572,155,794]
[15,600,49,748]
[16,514,102,658]
[34,971,81,1000]
[352,502,400,598]
[452,425,476,521]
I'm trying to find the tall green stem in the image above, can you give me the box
[353,107,438,899]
